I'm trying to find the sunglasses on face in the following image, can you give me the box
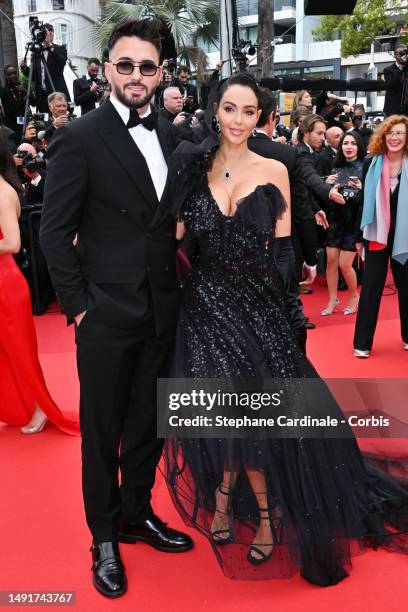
[111,61,159,76]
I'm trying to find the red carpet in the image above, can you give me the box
[1,279,408,611]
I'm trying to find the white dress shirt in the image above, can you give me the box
[110,95,168,201]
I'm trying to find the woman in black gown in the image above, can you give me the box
[163,74,408,585]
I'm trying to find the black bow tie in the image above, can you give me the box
[127,109,157,131]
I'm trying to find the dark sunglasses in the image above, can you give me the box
[111,61,159,76]
[354,116,363,121]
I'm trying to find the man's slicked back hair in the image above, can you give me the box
[107,18,162,58]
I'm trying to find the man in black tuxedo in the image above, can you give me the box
[73,57,104,115]
[20,23,70,113]
[248,89,318,345]
[40,19,192,599]
[383,45,408,117]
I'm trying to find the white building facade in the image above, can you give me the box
[13,0,101,81]
[205,0,407,111]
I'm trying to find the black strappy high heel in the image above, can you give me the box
[247,507,280,565]
[211,484,234,545]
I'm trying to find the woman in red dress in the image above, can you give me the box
[0,131,79,435]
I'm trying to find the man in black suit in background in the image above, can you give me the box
[249,88,318,347]
[40,19,192,599]
[383,45,408,117]
[20,23,70,113]
[175,64,199,111]
[73,58,104,115]
[296,114,346,228]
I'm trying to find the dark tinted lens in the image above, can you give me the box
[140,63,157,76]
[116,61,134,75]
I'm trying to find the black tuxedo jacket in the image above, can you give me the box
[73,76,102,115]
[320,145,336,178]
[248,132,317,266]
[383,63,408,116]
[40,100,180,333]
[23,44,70,102]
[296,142,331,213]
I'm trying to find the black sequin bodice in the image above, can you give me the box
[173,183,305,378]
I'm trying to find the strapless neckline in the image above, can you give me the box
[205,182,276,219]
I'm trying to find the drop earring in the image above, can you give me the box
[252,128,257,137]
[215,119,221,133]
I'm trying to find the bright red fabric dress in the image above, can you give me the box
[0,236,79,435]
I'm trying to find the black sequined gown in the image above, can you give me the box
[163,178,408,585]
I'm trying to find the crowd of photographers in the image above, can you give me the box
[1,23,406,316]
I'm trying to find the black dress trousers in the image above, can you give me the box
[354,185,408,350]
[75,311,174,544]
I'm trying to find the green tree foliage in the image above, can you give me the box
[95,0,219,77]
[313,0,408,57]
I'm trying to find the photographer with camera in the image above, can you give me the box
[41,92,71,143]
[160,86,188,124]
[350,104,373,148]
[321,131,366,316]
[174,65,199,112]
[73,58,104,115]
[20,22,70,113]
[13,142,46,206]
[383,45,408,117]
[0,65,31,144]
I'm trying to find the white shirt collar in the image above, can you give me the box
[110,94,152,125]
[305,142,314,154]
[255,129,269,137]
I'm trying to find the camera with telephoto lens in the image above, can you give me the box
[29,16,48,45]
[17,150,46,173]
[32,112,46,132]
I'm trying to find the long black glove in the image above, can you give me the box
[272,236,307,354]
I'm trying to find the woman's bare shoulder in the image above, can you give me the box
[0,182,20,210]
[249,151,288,175]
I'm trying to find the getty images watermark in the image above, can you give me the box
[157,378,408,439]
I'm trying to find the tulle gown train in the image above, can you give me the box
[163,176,408,585]
[0,246,79,435]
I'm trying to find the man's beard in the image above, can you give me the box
[113,83,155,109]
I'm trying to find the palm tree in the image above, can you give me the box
[257,0,274,79]
[0,0,18,73]
[94,0,219,85]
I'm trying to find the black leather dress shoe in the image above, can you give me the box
[91,541,127,598]
[305,322,316,330]
[119,515,193,552]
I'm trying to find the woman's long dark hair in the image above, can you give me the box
[0,130,22,194]
[333,130,366,167]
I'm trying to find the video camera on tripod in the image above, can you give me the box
[29,16,49,49]
[22,16,57,136]
[231,40,257,71]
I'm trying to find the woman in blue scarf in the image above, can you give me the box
[354,115,408,357]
